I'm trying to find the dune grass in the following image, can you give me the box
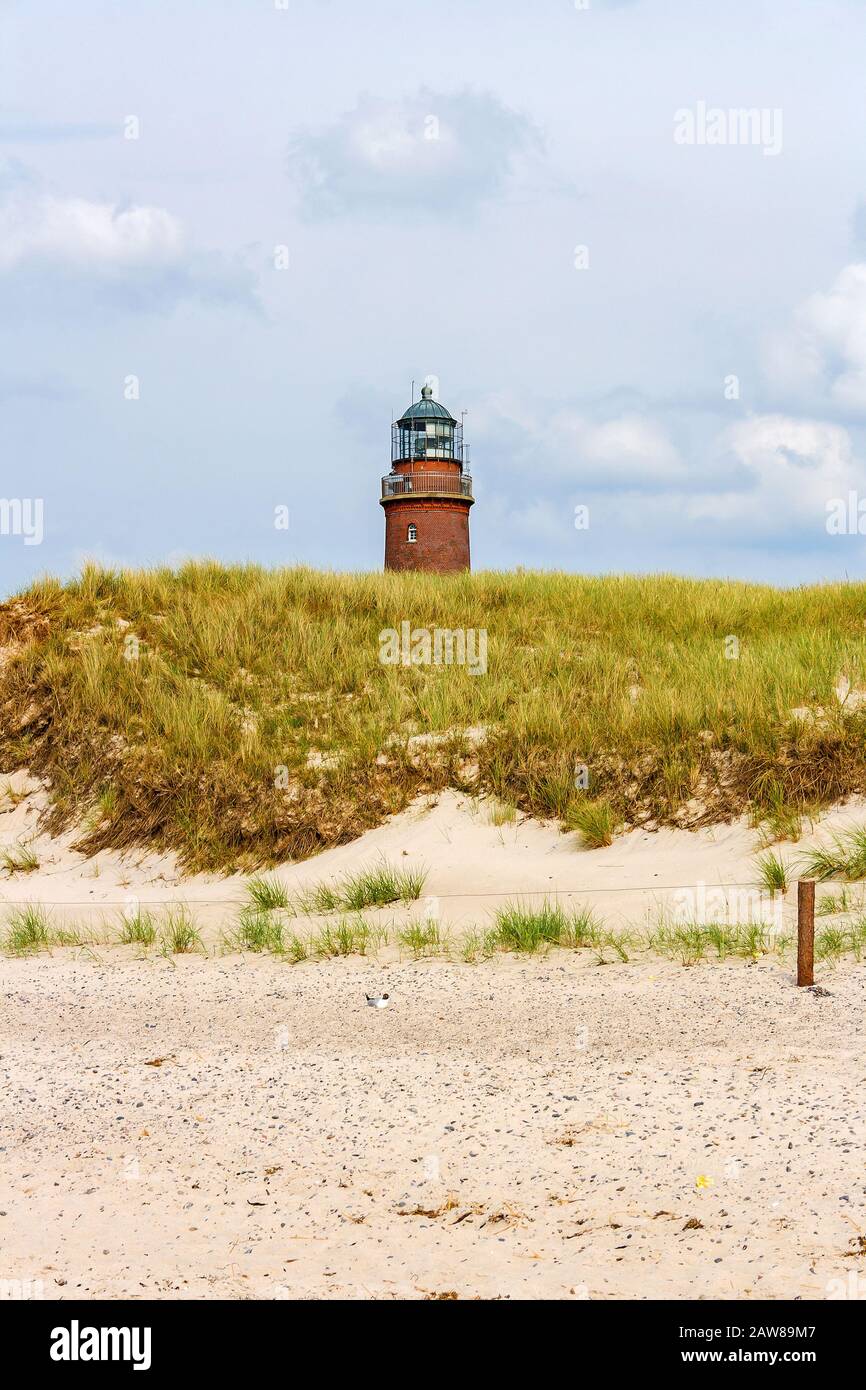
[6,564,866,872]
[233,908,284,954]
[493,900,569,952]
[0,844,40,875]
[646,910,792,963]
[0,902,205,956]
[491,900,605,953]
[4,894,866,968]
[158,907,202,955]
[342,862,426,910]
[564,799,620,849]
[314,916,373,957]
[486,797,517,827]
[458,927,501,962]
[117,908,157,946]
[750,779,806,846]
[798,826,866,881]
[246,876,291,911]
[816,886,854,917]
[290,860,426,914]
[755,850,789,896]
[293,880,343,914]
[399,920,446,956]
[3,904,51,953]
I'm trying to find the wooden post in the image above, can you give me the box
[797,879,815,987]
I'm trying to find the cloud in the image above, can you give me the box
[0,188,185,273]
[765,263,866,414]
[481,390,863,552]
[474,392,686,490]
[287,88,542,220]
[605,415,864,545]
[552,412,686,487]
[683,415,862,537]
[0,165,256,311]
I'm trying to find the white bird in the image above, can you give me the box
[366,993,390,1008]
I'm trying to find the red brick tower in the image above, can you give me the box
[381,383,473,572]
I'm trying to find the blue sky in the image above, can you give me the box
[3,0,866,592]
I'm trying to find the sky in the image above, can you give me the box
[3,0,866,592]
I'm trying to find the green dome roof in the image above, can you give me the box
[397,384,457,425]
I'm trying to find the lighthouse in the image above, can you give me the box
[380,383,474,572]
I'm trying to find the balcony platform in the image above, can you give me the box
[381,472,473,502]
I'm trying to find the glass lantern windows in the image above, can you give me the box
[416,421,454,458]
[393,416,461,463]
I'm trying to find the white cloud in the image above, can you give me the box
[0,188,185,273]
[0,168,256,312]
[476,393,686,489]
[287,88,542,220]
[558,412,686,485]
[766,263,866,413]
[612,415,864,542]
[688,415,861,531]
[485,399,864,547]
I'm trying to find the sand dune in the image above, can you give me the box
[3,775,866,940]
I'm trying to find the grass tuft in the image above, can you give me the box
[341,861,427,911]
[117,909,157,946]
[284,933,310,964]
[399,920,445,956]
[4,904,50,953]
[234,908,284,954]
[296,860,426,915]
[315,916,371,957]
[158,907,202,955]
[565,799,620,849]
[816,886,853,917]
[755,851,789,896]
[493,899,568,953]
[561,906,604,950]
[458,926,499,962]
[294,881,343,915]
[1,844,39,875]
[799,826,866,882]
[246,876,291,911]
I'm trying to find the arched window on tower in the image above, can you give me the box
[407,523,417,543]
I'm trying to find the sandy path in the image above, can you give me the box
[2,949,864,1300]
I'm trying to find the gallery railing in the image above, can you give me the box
[381,473,474,499]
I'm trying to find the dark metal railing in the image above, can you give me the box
[381,472,474,499]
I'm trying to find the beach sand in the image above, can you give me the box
[2,781,865,1300]
[1,952,864,1300]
